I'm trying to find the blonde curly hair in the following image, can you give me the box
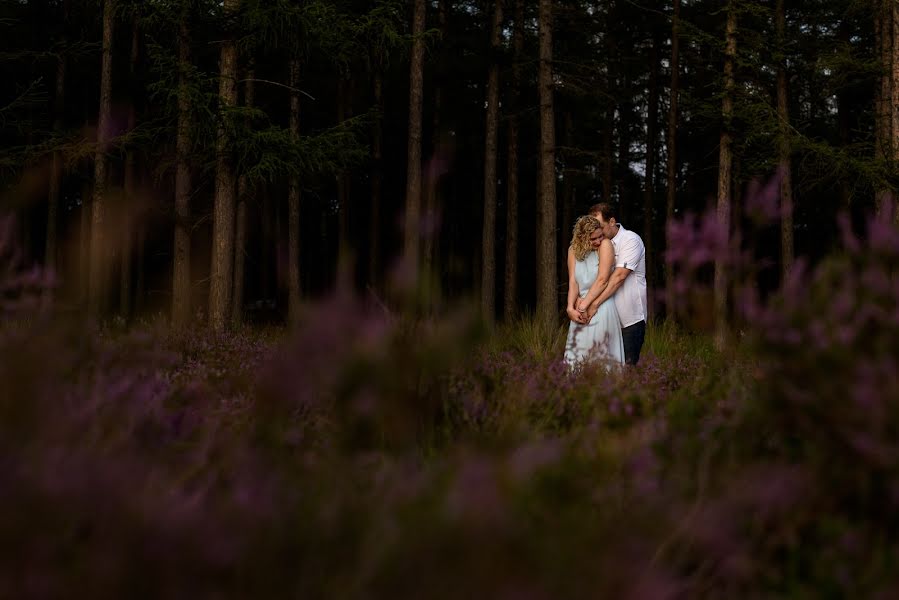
[570,215,601,261]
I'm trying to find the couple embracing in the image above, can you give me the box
[563,203,647,369]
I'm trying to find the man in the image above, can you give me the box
[577,203,647,365]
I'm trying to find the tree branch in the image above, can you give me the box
[236,78,316,100]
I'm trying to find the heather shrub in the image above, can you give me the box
[4,196,899,597]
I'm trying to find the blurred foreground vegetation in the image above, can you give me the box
[3,206,899,598]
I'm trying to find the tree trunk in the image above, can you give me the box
[561,111,575,257]
[423,0,448,283]
[208,0,239,332]
[45,0,68,305]
[504,0,524,321]
[665,0,680,319]
[537,0,557,329]
[403,0,426,276]
[876,0,892,216]
[643,31,660,319]
[370,69,383,289]
[776,0,794,280]
[120,12,139,320]
[892,0,899,223]
[232,68,254,325]
[336,77,352,290]
[837,19,852,209]
[89,0,115,318]
[618,72,631,222]
[715,0,737,349]
[481,0,503,324]
[287,57,302,325]
[172,17,192,328]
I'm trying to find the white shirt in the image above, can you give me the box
[609,223,647,328]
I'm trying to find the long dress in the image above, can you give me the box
[563,250,625,369]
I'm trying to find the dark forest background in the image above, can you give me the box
[0,0,891,331]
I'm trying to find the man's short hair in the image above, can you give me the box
[588,202,617,222]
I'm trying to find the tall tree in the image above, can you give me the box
[336,77,353,289]
[287,57,302,325]
[715,0,737,349]
[664,0,680,318]
[643,30,660,317]
[892,0,899,224]
[776,0,793,279]
[232,69,255,325]
[423,0,448,279]
[537,0,557,329]
[503,0,524,321]
[875,0,892,216]
[45,0,69,303]
[89,0,115,317]
[209,0,239,331]
[403,0,425,276]
[481,0,503,323]
[370,64,383,289]
[172,12,192,328]
[120,11,139,320]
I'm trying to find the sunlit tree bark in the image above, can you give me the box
[209,0,239,331]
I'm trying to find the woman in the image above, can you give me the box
[563,215,625,368]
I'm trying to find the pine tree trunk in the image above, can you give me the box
[776,0,794,280]
[404,0,426,275]
[665,0,680,319]
[232,69,254,326]
[287,57,302,325]
[336,78,353,290]
[876,0,892,216]
[422,0,448,282]
[892,0,899,223]
[89,0,115,318]
[172,17,192,328]
[837,19,852,209]
[537,0,557,329]
[643,31,660,319]
[618,72,631,222]
[45,0,68,306]
[370,70,383,289]
[715,0,737,349]
[120,13,139,320]
[561,111,574,278]
[504,0,524,321]
[209,0,239,332]
[481,0,503,324]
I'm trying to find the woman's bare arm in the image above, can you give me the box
[566,248,586,323]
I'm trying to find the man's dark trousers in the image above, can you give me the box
[622,320,646,365]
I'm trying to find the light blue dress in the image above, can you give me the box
[563,250,626,369]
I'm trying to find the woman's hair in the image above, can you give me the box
[570,215,601,261]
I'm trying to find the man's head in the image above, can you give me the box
[588,202,619,239]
